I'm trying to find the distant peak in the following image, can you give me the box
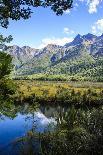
[73,34,83,43]
[47,44,59,47]
[100,33,103,37]
[22,46,30,48]
[13,45,20,48]
[87,33,94,36]
[48,44,54,46]
[45,44,62,49]
[82,33,97,40]
[75,34,81,39]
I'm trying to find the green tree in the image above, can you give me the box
[0,52,13,79]
[0,34,13,79]
[0,34,16,99]
[0,0,73,28]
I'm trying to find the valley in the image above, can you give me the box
[1,1,103,154]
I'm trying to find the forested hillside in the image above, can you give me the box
[6,33,103,81]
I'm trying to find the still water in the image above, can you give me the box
[0,103,66,155]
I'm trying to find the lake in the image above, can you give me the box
[1,101,103,155]
[0,103,66,155]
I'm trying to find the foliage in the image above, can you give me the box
[0,34,13,44]
[0,34,16,100]
[0,0,73,28]
[0,78,16,99]
[39,107,103,155]
[0,80,103,154]
[11,106,103,155]
[0,52,13,79]
[13,80,103,106]
[15,50,103,82]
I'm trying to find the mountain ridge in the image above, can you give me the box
[5,33,103,81]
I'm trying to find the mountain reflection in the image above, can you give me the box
[0,102,58,155]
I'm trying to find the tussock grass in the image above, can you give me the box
[13,80,103,107]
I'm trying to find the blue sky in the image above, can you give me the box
[0,0,103,49]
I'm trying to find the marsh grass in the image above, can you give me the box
[13,80,103,107]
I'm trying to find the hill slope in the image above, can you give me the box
[6,33,103,81]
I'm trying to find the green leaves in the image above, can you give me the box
[0,0,73,28]
[0,52,13,79]
[0,78,16,97]
[0,34,16,99]
[0,34,13,43]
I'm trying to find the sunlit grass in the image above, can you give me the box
[15,80,103,96]
[12,80,103,106]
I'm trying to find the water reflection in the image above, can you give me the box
[1,102,103,155]
[0,102,59,154]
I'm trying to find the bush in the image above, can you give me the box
[0,79,16,98]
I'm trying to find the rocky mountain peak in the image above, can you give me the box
[73,34,83,42]
[65,34,83,47]
[82,33,97,41]
[45,44,62,49]
[74,34,81,39]
[4,33,103,72]
[65,33,97,48]
[100,33,103,37]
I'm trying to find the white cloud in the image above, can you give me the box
[92,18,103,35]
[63,27,75,35]
[37,37,73,49]
[78,0,102,13]
[64,9,71,14]
[73,2,79,10]
[87,0,102,13]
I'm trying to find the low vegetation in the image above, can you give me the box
[11,106,103,155]
[12,80,103,107]
[14,71,103,82]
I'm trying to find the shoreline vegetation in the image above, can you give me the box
[0,79,103,155]
[10,105,103,155]
[6,80,103,107]
[0,2,103,153]
[13,73,103,82]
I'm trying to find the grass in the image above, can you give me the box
[14,73,103,82]
[14,80,103,96]
[13,80,103,107]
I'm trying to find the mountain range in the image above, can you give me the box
[6,33,103,80]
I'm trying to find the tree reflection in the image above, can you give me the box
[0,101,39,121]
[10,106,103,155]
[1,102,103,155]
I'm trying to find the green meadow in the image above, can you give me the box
[12,80,103,107]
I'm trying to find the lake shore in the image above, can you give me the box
[11,80,103,107]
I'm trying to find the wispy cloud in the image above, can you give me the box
[63,27,75,35]
[92,18,103,35]
[78,0,102,13]
[87,0,102,13]
[37,37,73,49]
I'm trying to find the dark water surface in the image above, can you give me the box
[0,103,66,155]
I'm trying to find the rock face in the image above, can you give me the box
[49,33,102,63]
[6,45,39,69]
[64,33,97,47]
[4,33,103,75]
[90,34,103,56]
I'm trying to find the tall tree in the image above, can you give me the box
[0,34,13,79]
[0,0,73,28]
[0,52,13,79]
[0,35,16,98]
